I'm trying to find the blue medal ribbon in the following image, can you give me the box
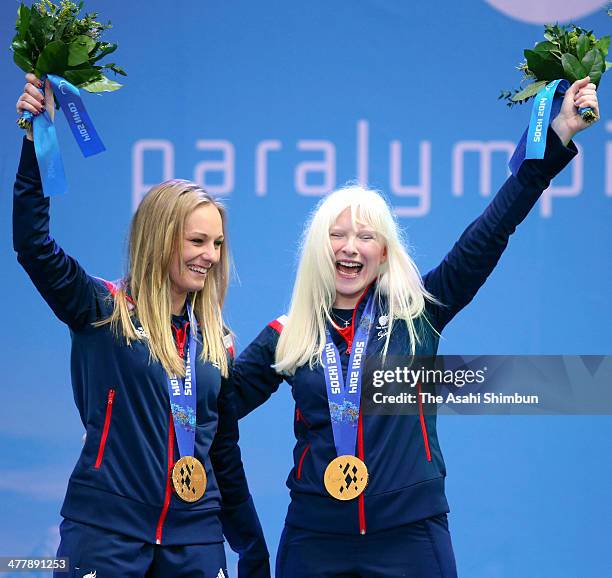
[509,79,569,175]
[322,296,376,457]
[29,74,105,196]
[165,301,198,459]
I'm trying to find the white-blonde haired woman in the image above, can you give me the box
[14,74,270,578]
[231,77,599,577]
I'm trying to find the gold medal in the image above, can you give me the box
[171,456,207,502]
[324,455,368,501]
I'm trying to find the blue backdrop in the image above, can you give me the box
[1,1,611,576]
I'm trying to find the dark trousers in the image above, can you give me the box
[276,514,458,578]
[54,518,228,578]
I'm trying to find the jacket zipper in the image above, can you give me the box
[344,282,374,355]
[172,324,189,358]
[94,388,116,469]
[155,411,175,544]
[296,407,311,480]
[295,407,311,427]
[156,322,190,543]
[333,284,373,533]
[416,383,432,462]
[296,444,311,480]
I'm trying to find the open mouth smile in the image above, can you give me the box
[336,260,363,279]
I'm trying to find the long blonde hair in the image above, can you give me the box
[275,185,436,375]
[96,180,230,377]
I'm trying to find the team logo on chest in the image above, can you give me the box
[135,326,148,339]
[376,314,390,340]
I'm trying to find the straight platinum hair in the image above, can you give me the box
[275,184,437,375]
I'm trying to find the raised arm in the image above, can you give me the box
[231,323,285,419]
[424,78,599,332]
[13,75,103,331]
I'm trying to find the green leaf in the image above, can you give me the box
[81,74,123,92]
[597,35,610,58]
[24,29,38,53]
[524,49,565,80]
[576,34,590,61]
[35,39,68,76]
[68,35,96,66]
[11,38,33,70]
[53,19,68,42]
[17,3,31,40]
[102,62,127,76]
[91,42,117,63]
[68,62,102,72]
[63,68,102,86]
[581,49,605,85]
[524,49,545,76]
[581,48,598,72]
[561,53,587,82]
[534,41,558,53]
[12,38,30,56]
[511,80,548,102]
[80,35,96,52]
[39,13,55,45]
[28,7,54,50]
[28,7,46,52]
[606,61,612,71]
[13,50,33,73]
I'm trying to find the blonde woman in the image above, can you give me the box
[14,74,269,578]
[232,77,599,577]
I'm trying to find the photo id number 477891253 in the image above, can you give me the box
[0,557,69,572]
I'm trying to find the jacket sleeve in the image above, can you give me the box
[423,127,577,333]
[231,325,285,419]
[210,375,271,578]
[12,137,102,330]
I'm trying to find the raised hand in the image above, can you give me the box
[15,73,56,141]
[551,76,599,146]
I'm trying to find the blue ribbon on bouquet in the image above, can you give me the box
[25,74,105,196]
[509,79,569,176]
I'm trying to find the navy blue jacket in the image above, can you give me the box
[13,139,269,575]
[232,128,577,535]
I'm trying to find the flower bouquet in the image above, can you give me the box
[501,23,608,174]
[500,24,609,123]
[11,0,126,195]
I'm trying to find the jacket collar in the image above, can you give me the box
[330,281,377,350]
